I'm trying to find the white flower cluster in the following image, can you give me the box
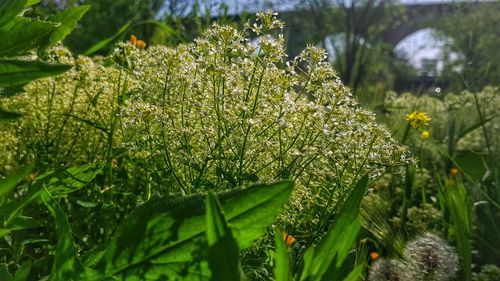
[119,12,410,231]
[0,13,409,234]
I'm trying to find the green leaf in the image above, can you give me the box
[0,229,11,238]
[0,164,101,232]
[94,182,293,280]
[40,187,85,281]
[0,164,34,198]
[0,108,22,121]
[25,0,40,6]
[75,199,98,208]
[134,19,175,37]
[0,17,57,57]
[274,231,291,281]
[83,21,132,55]
[32,164,103,198]
[0,59,71,87]
[11,260,31,281]
[0,263,12,281]
[47,5,90,46]
[453,150,489,181]
[4,216,39,231]
[444,179,472,281]
[341,265,364,281]
[0,0,26,29]
[299,175,368,281]
[0,83,27,97]
[205,193,241,281]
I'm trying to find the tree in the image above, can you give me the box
[279,0,407,94]
[437,1,500,91]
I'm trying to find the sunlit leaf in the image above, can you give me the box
[274,231,291,281]
[0,59,71,87]
[0,17,57,57]
[47,5,90,46]
[300,175,368,281]
[0,164,33,198]
[0,0,26,29]
[83,21,132,55]
[205,193,241,281]
[94,182,293,280]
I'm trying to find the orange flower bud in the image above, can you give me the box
[282,231,296,246]
[130,34,138,45]
[370,251,380,261]
[136,39,147,49]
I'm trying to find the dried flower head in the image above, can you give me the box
[368,258,405,281]
[403,233,459,281]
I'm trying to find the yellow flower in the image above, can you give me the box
[421,130,430,139]
[450,168,459,176]
[406,111,431,129]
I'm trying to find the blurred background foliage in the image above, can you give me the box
[2,0,500,280]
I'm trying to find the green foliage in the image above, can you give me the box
[0,164,33,198]
[47,5,91,46]
[92,182,292,280]
[438,178,472,281]
[205,193,241,280]
[83,20,174,55]
[40,187,87,281]
[274,231,292,281]
[437,1,500,90]
[298,175,367,281]
[0,59,71,87]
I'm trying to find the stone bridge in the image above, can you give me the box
[266,1,488,57]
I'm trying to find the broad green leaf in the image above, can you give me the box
[0,17,57,57]
[274,231,291,281]
[0,0,26,29]
[11,260,31,281]
[32,164,103,198]
[94,182,293,280]
[0,164,33,198]
[0,108,22,121]
[205,193,240,281]
[47,5,90,46]
[300,175,368,281]
[40,187,85,281]
[83,21,132,55]
[0,59,71,87]
[0,164,102,228]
